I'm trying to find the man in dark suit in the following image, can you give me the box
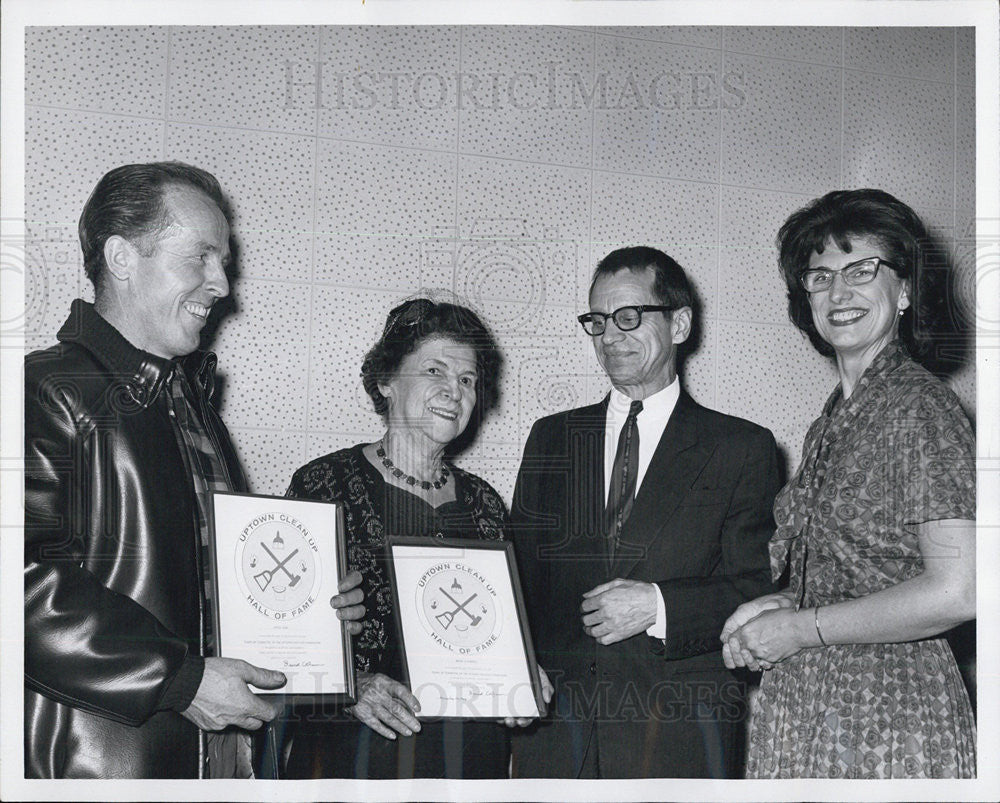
[510,246,779,778]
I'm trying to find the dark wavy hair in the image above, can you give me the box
[79,161,231,288]
[590,246,694,310]
[777,188,943,359]
[361,298,502,426]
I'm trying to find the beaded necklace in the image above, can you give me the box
[376,440,450,490]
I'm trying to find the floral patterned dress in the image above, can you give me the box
[747,341,976,779]
[282,443,511,779]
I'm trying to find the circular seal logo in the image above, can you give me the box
[235,513,321,620]
[415,563,502,655]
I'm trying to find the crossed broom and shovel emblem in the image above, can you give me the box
[434,584,483,631]
[253,540,303,592]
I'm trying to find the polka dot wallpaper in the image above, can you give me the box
[165,123,318,282]
[592,35,721,183]
[722,27,842,66]
[168,26,320,135]
[721,54,842,194]
[24,25,977,501]
[317,26,461,151]
[604,27,722,49]
[313,138,457,288]
[26,26,169,116]
[844,27,956,83]
[842,72,955,209]
[459,27,595,167]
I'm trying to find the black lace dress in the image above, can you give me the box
[282,443,511,779]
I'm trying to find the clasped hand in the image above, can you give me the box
[181,657,286,731]
[352,667,556,738]
[500,665,553,728]
[182,570,365,732]
[720,592,803,672]
[331,569,365,636]
[580,578,656,645]
[350,672,422,740]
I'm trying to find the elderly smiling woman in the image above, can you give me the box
[282,297,549,779]
[721,189,976,779]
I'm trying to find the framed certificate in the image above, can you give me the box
[208,491,354,702]
[385,537,546,720]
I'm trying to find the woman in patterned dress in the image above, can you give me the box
[720,189,976,778]
[283,297,551,779]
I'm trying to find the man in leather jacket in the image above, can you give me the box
[24,162,363,778]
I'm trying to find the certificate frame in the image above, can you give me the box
[208,491,355,704]
[385,536,547,721]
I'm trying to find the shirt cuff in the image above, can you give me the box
[645,583,667,641]
[158,654,206,713]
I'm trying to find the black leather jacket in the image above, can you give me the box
[24,300,246,778]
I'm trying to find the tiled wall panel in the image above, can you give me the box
[458,27,594,167]
[602,27,721,49]
[23,25,976,501]
[489,304,589,447]
[956,28,976,87]
[305,284,406,437]
[313,139,458,289]
[168,26,320,135]
[842,71,955,209]
[25,107,164,240]
[455,155,590,323]
[165,124,318,282]
[316,26,461,151]
[228,428,308,496]
[723,27,841,66]
[23,241,85,354]
[590,172,719,326]
[718,186,810,326]
[26,26,168,116]
[592,34,721,183]
[211,279,312,430]
[715,320,839,468]
[720,54,841,195]
[844,27,955,82]
[956,84,976,215]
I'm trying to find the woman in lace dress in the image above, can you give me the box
[283,297,550,779]
[721,189,975,778]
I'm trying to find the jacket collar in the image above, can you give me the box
[57,299,217,408]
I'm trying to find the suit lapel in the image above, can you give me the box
[611,392,707,576]
[565,398,609,561]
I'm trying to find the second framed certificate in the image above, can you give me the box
[386,537,546,720]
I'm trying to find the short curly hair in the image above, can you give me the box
[777,188,944,359]
[361,298,502,424]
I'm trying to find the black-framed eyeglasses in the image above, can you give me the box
[797,257,898,294]
[577,305,673,336]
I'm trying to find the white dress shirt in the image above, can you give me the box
[604,379,679,640]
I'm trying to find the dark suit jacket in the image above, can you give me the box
[509,391,779,778]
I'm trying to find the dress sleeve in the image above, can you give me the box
[286,452,387,674]
[465,471,510,541]
[894,380,976,525]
